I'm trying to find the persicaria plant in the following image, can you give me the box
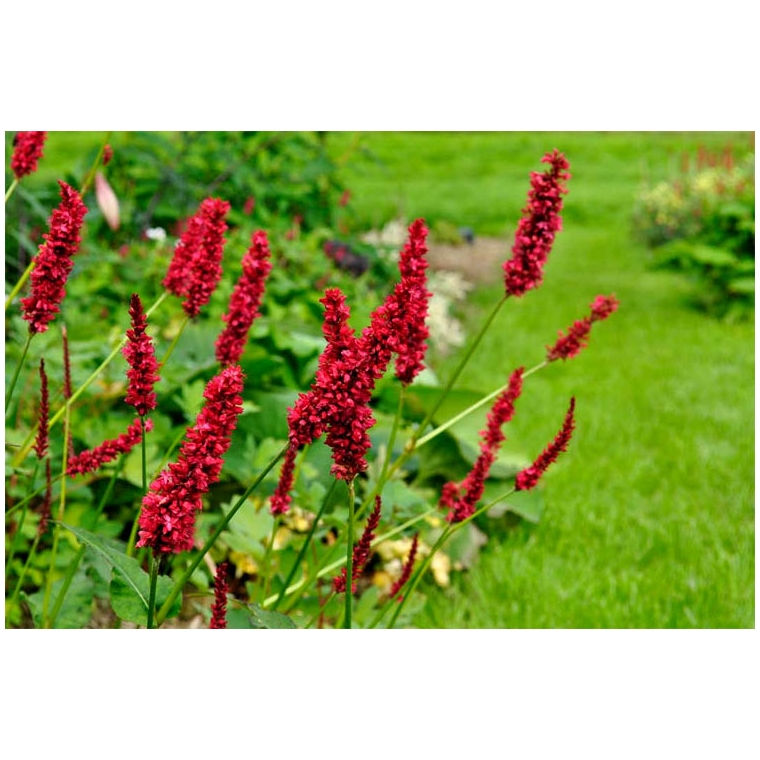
[4,135,618,629]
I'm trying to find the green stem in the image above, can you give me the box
[154,442,288,626]
[126,418,148,557]
[41,402,71,628]
[9,533,42,608]
[5,176,19,204]
[79,132,113,196]
[147,554,160,629]
[5,459,39,580]
[272,481,336,611]
[258,517,280,602]
[5,332,32,415]
[160,315,190,367]
[343,479,356,629]
[5,259,34,311]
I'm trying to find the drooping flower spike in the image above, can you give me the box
[67,418,153,476]
[503,150,571,298]
[387,533,419,601]
[20,181,88,334]
[515,397,576,491]
[333,496,382,594]
[136,365,244,555]
[546,294,619,362]
[215,229,272,365]
[11,131,47,179]
[163,197,231,318]
[122,293,160,416]
[440,367,524,523]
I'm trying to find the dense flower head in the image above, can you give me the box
[37,460,53,538]
[122,293,160,415]
[215,229,272,365]
[515,397,576,491]
[333,496,382,594]
[163,197,231,318]
[67,417,153,476]
[11,131,47,179]
[33,360,49,460]
[503,150,571,298]
[20,181,88,334]
[546,293,619,362]
[136,365,244,554]
[387,532,419,601]
[270,220,431,514]
[209,561,229,629]
[440,367,524,523]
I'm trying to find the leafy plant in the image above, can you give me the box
[631,143,754,320]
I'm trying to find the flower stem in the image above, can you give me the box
[126,419,149,557]
[5,177,19,203]
[343,479,357,629]
[5,332,32,415]
[147,553,160,629]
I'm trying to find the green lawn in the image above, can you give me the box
[327,131,755,628]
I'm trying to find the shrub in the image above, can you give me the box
[631,143,755,321]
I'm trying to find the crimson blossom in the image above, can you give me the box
[269,219,431,515]
[122,293,160,416]
[67,418,153,476]
[33,359,49,460]
[440,367,525,523]
[546,294,620,362]
[387,533,419,602]
[136,365,244,555]
[215,229,272,365]
[20,181,88,334]
[503,150,571,298]
[515,397,576,491]
[163,197,231,318]
[11,131,47,179]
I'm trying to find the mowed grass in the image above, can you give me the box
[328,131,755,628]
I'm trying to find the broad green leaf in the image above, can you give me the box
[243,602,298,629]
[61,524,181,625]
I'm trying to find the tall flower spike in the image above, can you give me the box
[546,294,619,362]
[33,359,49,460]
[11,131,47,179]
[515,397,576,491]
[37,460,52,538]
[136,365,244,555]
[20,182,88,334]
[333,496,382,594]
[122,293,160,416]
[270,220,431,514]
[503,150,571,298]
[440,367,524,523]
[215,229,272,365]
[209,561,229,629]
[67,418,153,476]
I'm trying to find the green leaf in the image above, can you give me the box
[61,523,181,625]
[727,277,755,295]
[243,602,298,629]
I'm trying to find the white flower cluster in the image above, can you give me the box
[426,269,473,356]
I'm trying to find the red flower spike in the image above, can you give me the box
[441,367,524,523]
[209,561,229,629]
[136,365,245,555]
[215,229,272,365]
[33,359,49,460]
[122,293,160,416]
[333,496,382,594]
[67,418,153,476]
[163,198,231,318]
[515,397,576,491]
[102,144,114,166]
[388,533,419,601]
[546,294,619,362]
[503,150,571,298]
[20,182,88,334]
[271,220,430,513]
[11,131,47,179]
